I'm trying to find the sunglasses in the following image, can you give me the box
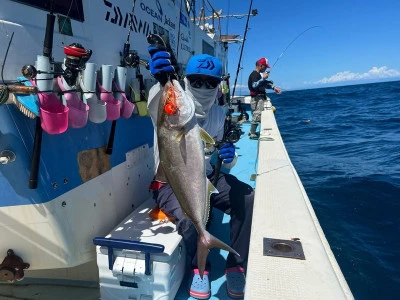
[187,76,220,89]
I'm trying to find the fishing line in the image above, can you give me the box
[175,0,184,61]
[1,32,14,86]
[58,0,75,35]
[270,25,320,72]
[129,0,137,36]
[56,0,84,51]
[123,0,137,51]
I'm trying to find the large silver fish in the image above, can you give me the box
[156,80,239,278]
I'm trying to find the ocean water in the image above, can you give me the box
[270,81,400,300]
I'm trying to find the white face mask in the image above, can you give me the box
[184,78,218,120]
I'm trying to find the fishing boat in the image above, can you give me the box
[0,0,353,299]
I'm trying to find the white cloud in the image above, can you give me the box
[232,84,248,89]
[309,66,400,85]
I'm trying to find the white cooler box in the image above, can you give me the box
[94,198,186,300]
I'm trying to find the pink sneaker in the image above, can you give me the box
[225,266,246,299]
[188,268,210,299]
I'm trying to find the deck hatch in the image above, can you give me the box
[263,238,305,260]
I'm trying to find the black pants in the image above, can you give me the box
[152,171,254,270]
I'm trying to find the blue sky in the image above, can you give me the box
[203,0,400,91]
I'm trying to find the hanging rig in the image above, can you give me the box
[192,1,258,44]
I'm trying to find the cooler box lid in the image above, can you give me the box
[96,197,181,263]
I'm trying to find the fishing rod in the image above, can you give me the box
[106,0,138,155]
[0,33,38,106]
[175,0,184,69]
[28,0,56,189]
[269,25,320,73]
[230,0,254,100]
[120,0,149,69]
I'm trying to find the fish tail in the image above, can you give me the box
[197,230,240,279]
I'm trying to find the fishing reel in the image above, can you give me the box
[64,43,92,70]
[21,64,65,79]
[21,43,92,86]
[215,120,242,150]
[63,43,92,85]
[123,50,140,67]
[212,119,242,185]
[223,123,242,144]
[222,107,243,144]
[222,73,230,81]
[122,50,149,69]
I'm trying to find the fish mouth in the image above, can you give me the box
[161,80,194,129]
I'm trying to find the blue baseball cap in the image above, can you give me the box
[186,54,222,80]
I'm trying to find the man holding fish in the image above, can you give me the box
[147,43,254,299]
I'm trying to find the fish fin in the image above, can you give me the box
[203,179,218,225]
[207,178,218,195]
[197,230,240,279]
[199,128,215,145]
[176,130,185,142]
[155,165,168,183]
